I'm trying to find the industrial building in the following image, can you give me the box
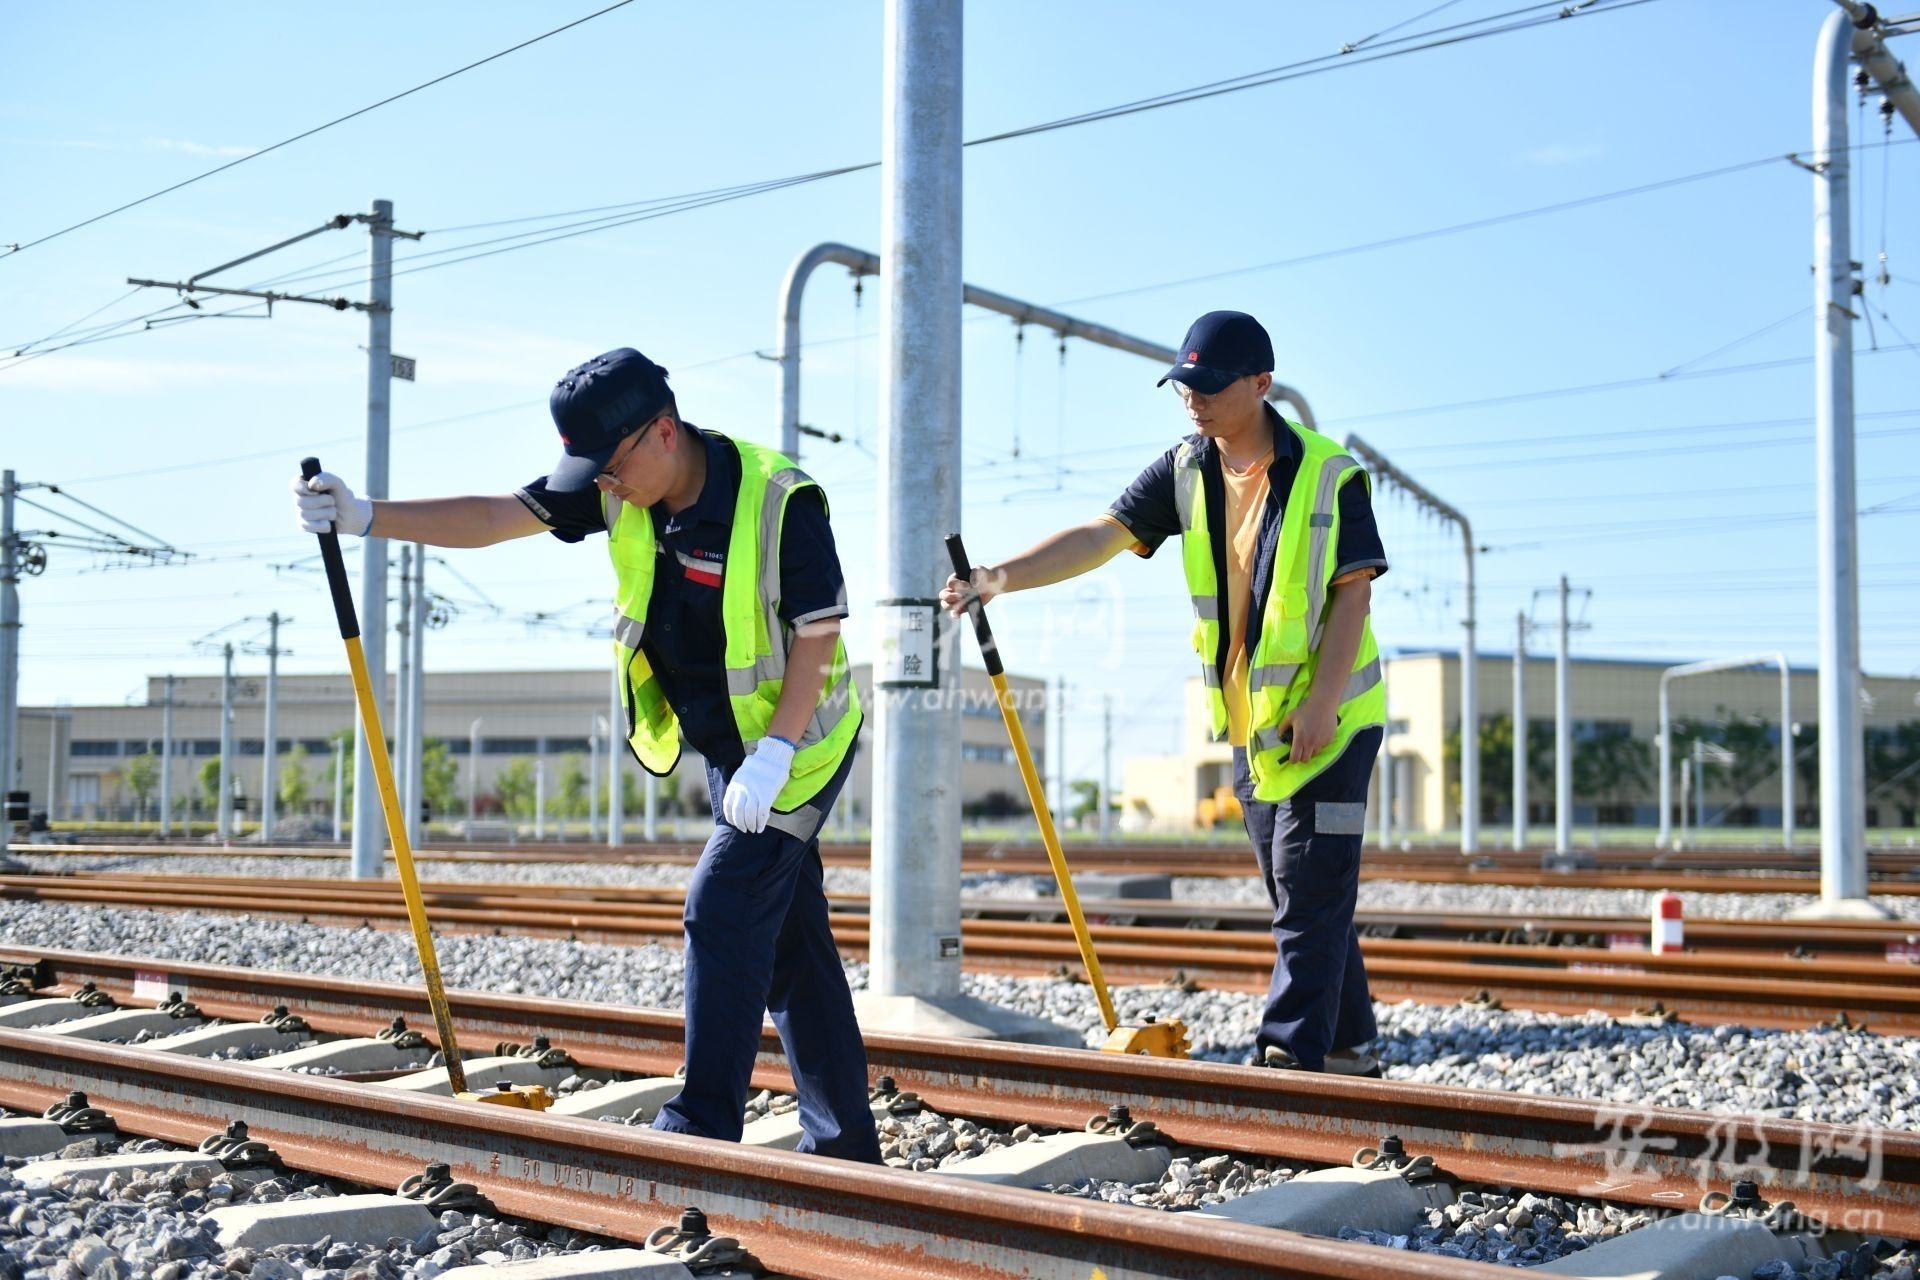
[1120,651,1920,836]
[14,664,1047,831]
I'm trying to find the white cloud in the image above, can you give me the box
[143,137,254,159]
[1522,142,1605,166]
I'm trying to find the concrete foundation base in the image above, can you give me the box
[206,1193,436,1250]
[378,1055,578,1097]
[15,1150,224,1190]
[1786,896,1897,921]
[546,1078,683,1123]
[0,1118,68,1160]
[852,993,1081,1048]
[1057,873,1173,901]
[938,1130,1172,1188]
[0,999,93,1030]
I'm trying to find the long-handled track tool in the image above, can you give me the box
[945,534,1189,1058]
[301,457,551,1109]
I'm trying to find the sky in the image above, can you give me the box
[5,0,1920,783]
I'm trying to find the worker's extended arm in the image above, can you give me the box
[721,618,842,833]
[1278,574,1372,764]
[293,471,547,548]
[938,517,1134,616]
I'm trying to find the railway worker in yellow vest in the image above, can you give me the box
[292,347,880,1159]
[940,312,1388,1076]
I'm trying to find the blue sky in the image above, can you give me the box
[5,0,1919,780]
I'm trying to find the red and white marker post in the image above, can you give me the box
[1650,890,1685,954]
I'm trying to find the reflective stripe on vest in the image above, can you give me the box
[607,435,861,811]
[1172,444,1226,737]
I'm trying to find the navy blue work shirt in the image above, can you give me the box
[1105,403,1388,680]
[515,423,849,771]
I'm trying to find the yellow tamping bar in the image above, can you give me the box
[945,534,1188,1059]
[302,457,550,1109]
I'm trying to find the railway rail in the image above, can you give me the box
[18,838,1920,887]
[4,871,1919,1033]
[2,945,1914,1256]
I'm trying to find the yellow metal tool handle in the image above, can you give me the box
[302,456,468,1095]
[946,534,1118,1033]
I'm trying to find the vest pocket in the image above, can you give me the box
[1269,583,1310,662]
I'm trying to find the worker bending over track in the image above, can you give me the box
[942,311,1389,1076]
[293,347,880,1160]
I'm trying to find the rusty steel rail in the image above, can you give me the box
[15,866,1920,957]
[6,874,1919,1031]
[2,946,1915,1238]
[19,839,1920,886]
[0,1030,1484,1280]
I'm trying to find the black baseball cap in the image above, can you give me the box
[544,348,672,492]
[1156,311,1274,394]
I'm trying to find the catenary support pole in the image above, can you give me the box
[395,546,413,845]
[218,643,235,841]
[1378,659,1394,848]
[775,243,1318,463]
[534,745,546,841]
[407,546,426,847]
[1813,10,1869,906]
[588,718,601,844]
[467,718,481,835]
[0,472,18,802]
[1658,655,1795,851]
[871,0,965,1008]
[1554,576,1572,856]
[160,676,175,837]
[351,198,395,879]
[608,662,624,847]
[331,738,344,842]
[261,612,281,841]
[1513,612,1528,852]
[1099,693,1112,841]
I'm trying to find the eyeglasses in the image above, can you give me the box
[595,415,660,485]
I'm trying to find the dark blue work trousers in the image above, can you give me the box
[651,746,880,1163]
[1232,727,1383,1071]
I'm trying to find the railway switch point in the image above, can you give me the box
[1650,890,1685,954]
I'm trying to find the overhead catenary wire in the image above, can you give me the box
[0,0,643,259]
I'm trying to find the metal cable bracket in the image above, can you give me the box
[1353,1134,1440,1182]
[644,1207,761,1275]
[43,1091,117,1135]
[398,1162,495,1215]
[198,1121,282,1172]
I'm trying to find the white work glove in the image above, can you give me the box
[292,471,373,537]
[722,736,796,834]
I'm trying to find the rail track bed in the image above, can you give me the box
[20,838,1920,887]
[1,947,1914,1279]
[6,871,1919,1034]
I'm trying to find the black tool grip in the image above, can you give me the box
[944,533,1003,677]
[301,457,361,641]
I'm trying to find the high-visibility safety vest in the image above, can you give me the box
[606,434,860,814]
[1176,419,1385,802]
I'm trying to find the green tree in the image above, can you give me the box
[1867,721,1920,824]
[492,758,536,819]
[556,754,589,818]
[124,752,159,820]
[1574,725,1652,815]
[279,743,311,813]
[1444,714,1553,823]
[197,758,223,810]
[1067,778,1106,824]
[319,729,354,804]
[421,740,461,818]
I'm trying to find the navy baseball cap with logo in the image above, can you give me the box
[1156,311,1274,395]
[544,347,672,492]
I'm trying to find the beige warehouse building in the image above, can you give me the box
[1121,651,1920,836]
[14,665,1047,830]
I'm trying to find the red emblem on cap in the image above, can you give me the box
[1187,351,1199,361]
